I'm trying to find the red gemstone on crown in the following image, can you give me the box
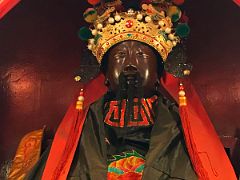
[126,20,133,28]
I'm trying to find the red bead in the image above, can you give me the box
[179,86,184,90]
[87,0,100,5]
[125,20,133,28]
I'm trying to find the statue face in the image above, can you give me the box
[105,40,161,97]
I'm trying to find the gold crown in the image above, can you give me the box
[85,3,185,63]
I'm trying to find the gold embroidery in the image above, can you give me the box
[8,128,44,180]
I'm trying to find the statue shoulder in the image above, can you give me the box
[7,128,44,180]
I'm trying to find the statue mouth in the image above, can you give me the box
[121,65,141,87]
[121,71,141,87]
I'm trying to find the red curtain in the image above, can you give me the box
[0,0,21,20]
[233,0,240,6]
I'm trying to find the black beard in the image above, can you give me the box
[116,72,143,126]
[116,71,143,100]
[104,72,144,127]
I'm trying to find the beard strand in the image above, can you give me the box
[116,72,143,127]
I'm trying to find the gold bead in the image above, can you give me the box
[97,23,103,30]
[158,20,165,27]
[172,41,177,46]
[108,17,115,24]
[178,90,186,97]
[168,33,175,40]
[88,44,93,50]
[91,29,98,35]
[137,13,143,20]
[184,70,191,75]
[114,14,121,21]
[145,16,151,23]
[78,96,84,101]
[165,27,171,34]
[74,76,81,82]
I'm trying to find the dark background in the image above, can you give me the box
[0,0,240,175]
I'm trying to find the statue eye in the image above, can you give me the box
[136,51,148,58]
[136,51,144,56]
[115,51,126,58]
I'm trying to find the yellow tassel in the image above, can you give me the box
[76,89,84,110]
[179,82,187,106]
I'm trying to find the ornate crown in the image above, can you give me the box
[79,0,190,64]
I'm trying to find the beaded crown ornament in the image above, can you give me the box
[79,0,190,64]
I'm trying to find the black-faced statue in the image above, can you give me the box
[7,1,236,180]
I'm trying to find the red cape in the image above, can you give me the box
[42,72,236,180]
[0,0,21,20]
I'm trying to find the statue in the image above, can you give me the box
[7,0,236,179]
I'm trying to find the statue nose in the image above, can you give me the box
[123,65,138,75]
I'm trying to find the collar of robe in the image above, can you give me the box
[104,96,158,128]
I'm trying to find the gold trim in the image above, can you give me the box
[8,129,44,180]
[96,32,169,63]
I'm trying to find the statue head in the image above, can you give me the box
[78,0,191,98]
[101,40,164,98]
